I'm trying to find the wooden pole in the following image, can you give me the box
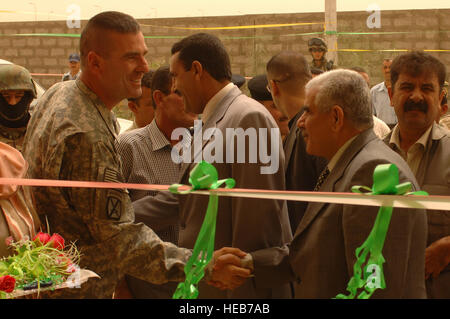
[325,0,338,65]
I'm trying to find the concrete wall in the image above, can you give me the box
[0,9,449,91]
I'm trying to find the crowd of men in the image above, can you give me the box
[0,10,449,299]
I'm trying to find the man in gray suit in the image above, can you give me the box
[384,51,450,298]
[133,33,293,298]
[215,69,428,298]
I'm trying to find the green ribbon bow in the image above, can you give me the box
[171,161,235,299]
[335,164,428,299]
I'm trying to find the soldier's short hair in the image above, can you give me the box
[80,11,141,67]
[171,33,232,82]
[390,51,447,93]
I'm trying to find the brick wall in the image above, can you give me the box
[0,9,449,91]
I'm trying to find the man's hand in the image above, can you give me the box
[425,236,450,279]
[207,247,252,290]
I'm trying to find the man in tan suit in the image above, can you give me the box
[133,33,293,298]
[215,69,428,298]
[384,51,450,298]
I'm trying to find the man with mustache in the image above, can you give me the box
[384,51,450,298]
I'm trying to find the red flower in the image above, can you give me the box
[67,263,76,273]
[49,233,65,250]
[56,254,75,272]
[4,236,14,246]
[0,275,16,293]
[33,232,51,245]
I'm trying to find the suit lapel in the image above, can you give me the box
[415,123,445,185]
[284,127,298,166]
[178,86,243,183]
[293,129,378,237]
[284,111,303,164]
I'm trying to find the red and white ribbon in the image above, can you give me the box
[1,177,449,211]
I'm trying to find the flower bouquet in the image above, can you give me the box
[0,232,98,299]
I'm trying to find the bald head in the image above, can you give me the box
[266,51,311,93]
[80,11,141,68]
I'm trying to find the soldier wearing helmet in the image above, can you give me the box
[0,64,36,151]
[307,37,337,72]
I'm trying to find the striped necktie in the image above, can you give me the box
[314,167,330,191]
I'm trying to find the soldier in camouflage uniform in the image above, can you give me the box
[307,37,337,72]
[0,64,36,152]
[22,11,193,299]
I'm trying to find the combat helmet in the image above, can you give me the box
[0,64,36,98]
[308,38,328,52]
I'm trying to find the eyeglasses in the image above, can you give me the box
[266,77,291,93]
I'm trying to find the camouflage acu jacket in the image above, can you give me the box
[309,57,337,72]
[22,78,191,298]
[0,124,26,152]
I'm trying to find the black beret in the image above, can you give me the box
[231,74,246,88]
[248,74,272,101]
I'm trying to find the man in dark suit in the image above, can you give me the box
[266,51,327,233]
[215,69,428,298]
[133,33,293,298]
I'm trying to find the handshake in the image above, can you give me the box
[206,247,254,290]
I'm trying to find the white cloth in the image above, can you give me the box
[370,82,397,126]
[372,115,391,139]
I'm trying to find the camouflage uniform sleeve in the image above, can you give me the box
[59,132,190,284]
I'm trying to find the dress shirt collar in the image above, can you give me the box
[148,119,192,152]
[147,119,171,151]
[389,124,433,152]
[327,135,358,172]
[377,81,388,92]
[201,82,234,124]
